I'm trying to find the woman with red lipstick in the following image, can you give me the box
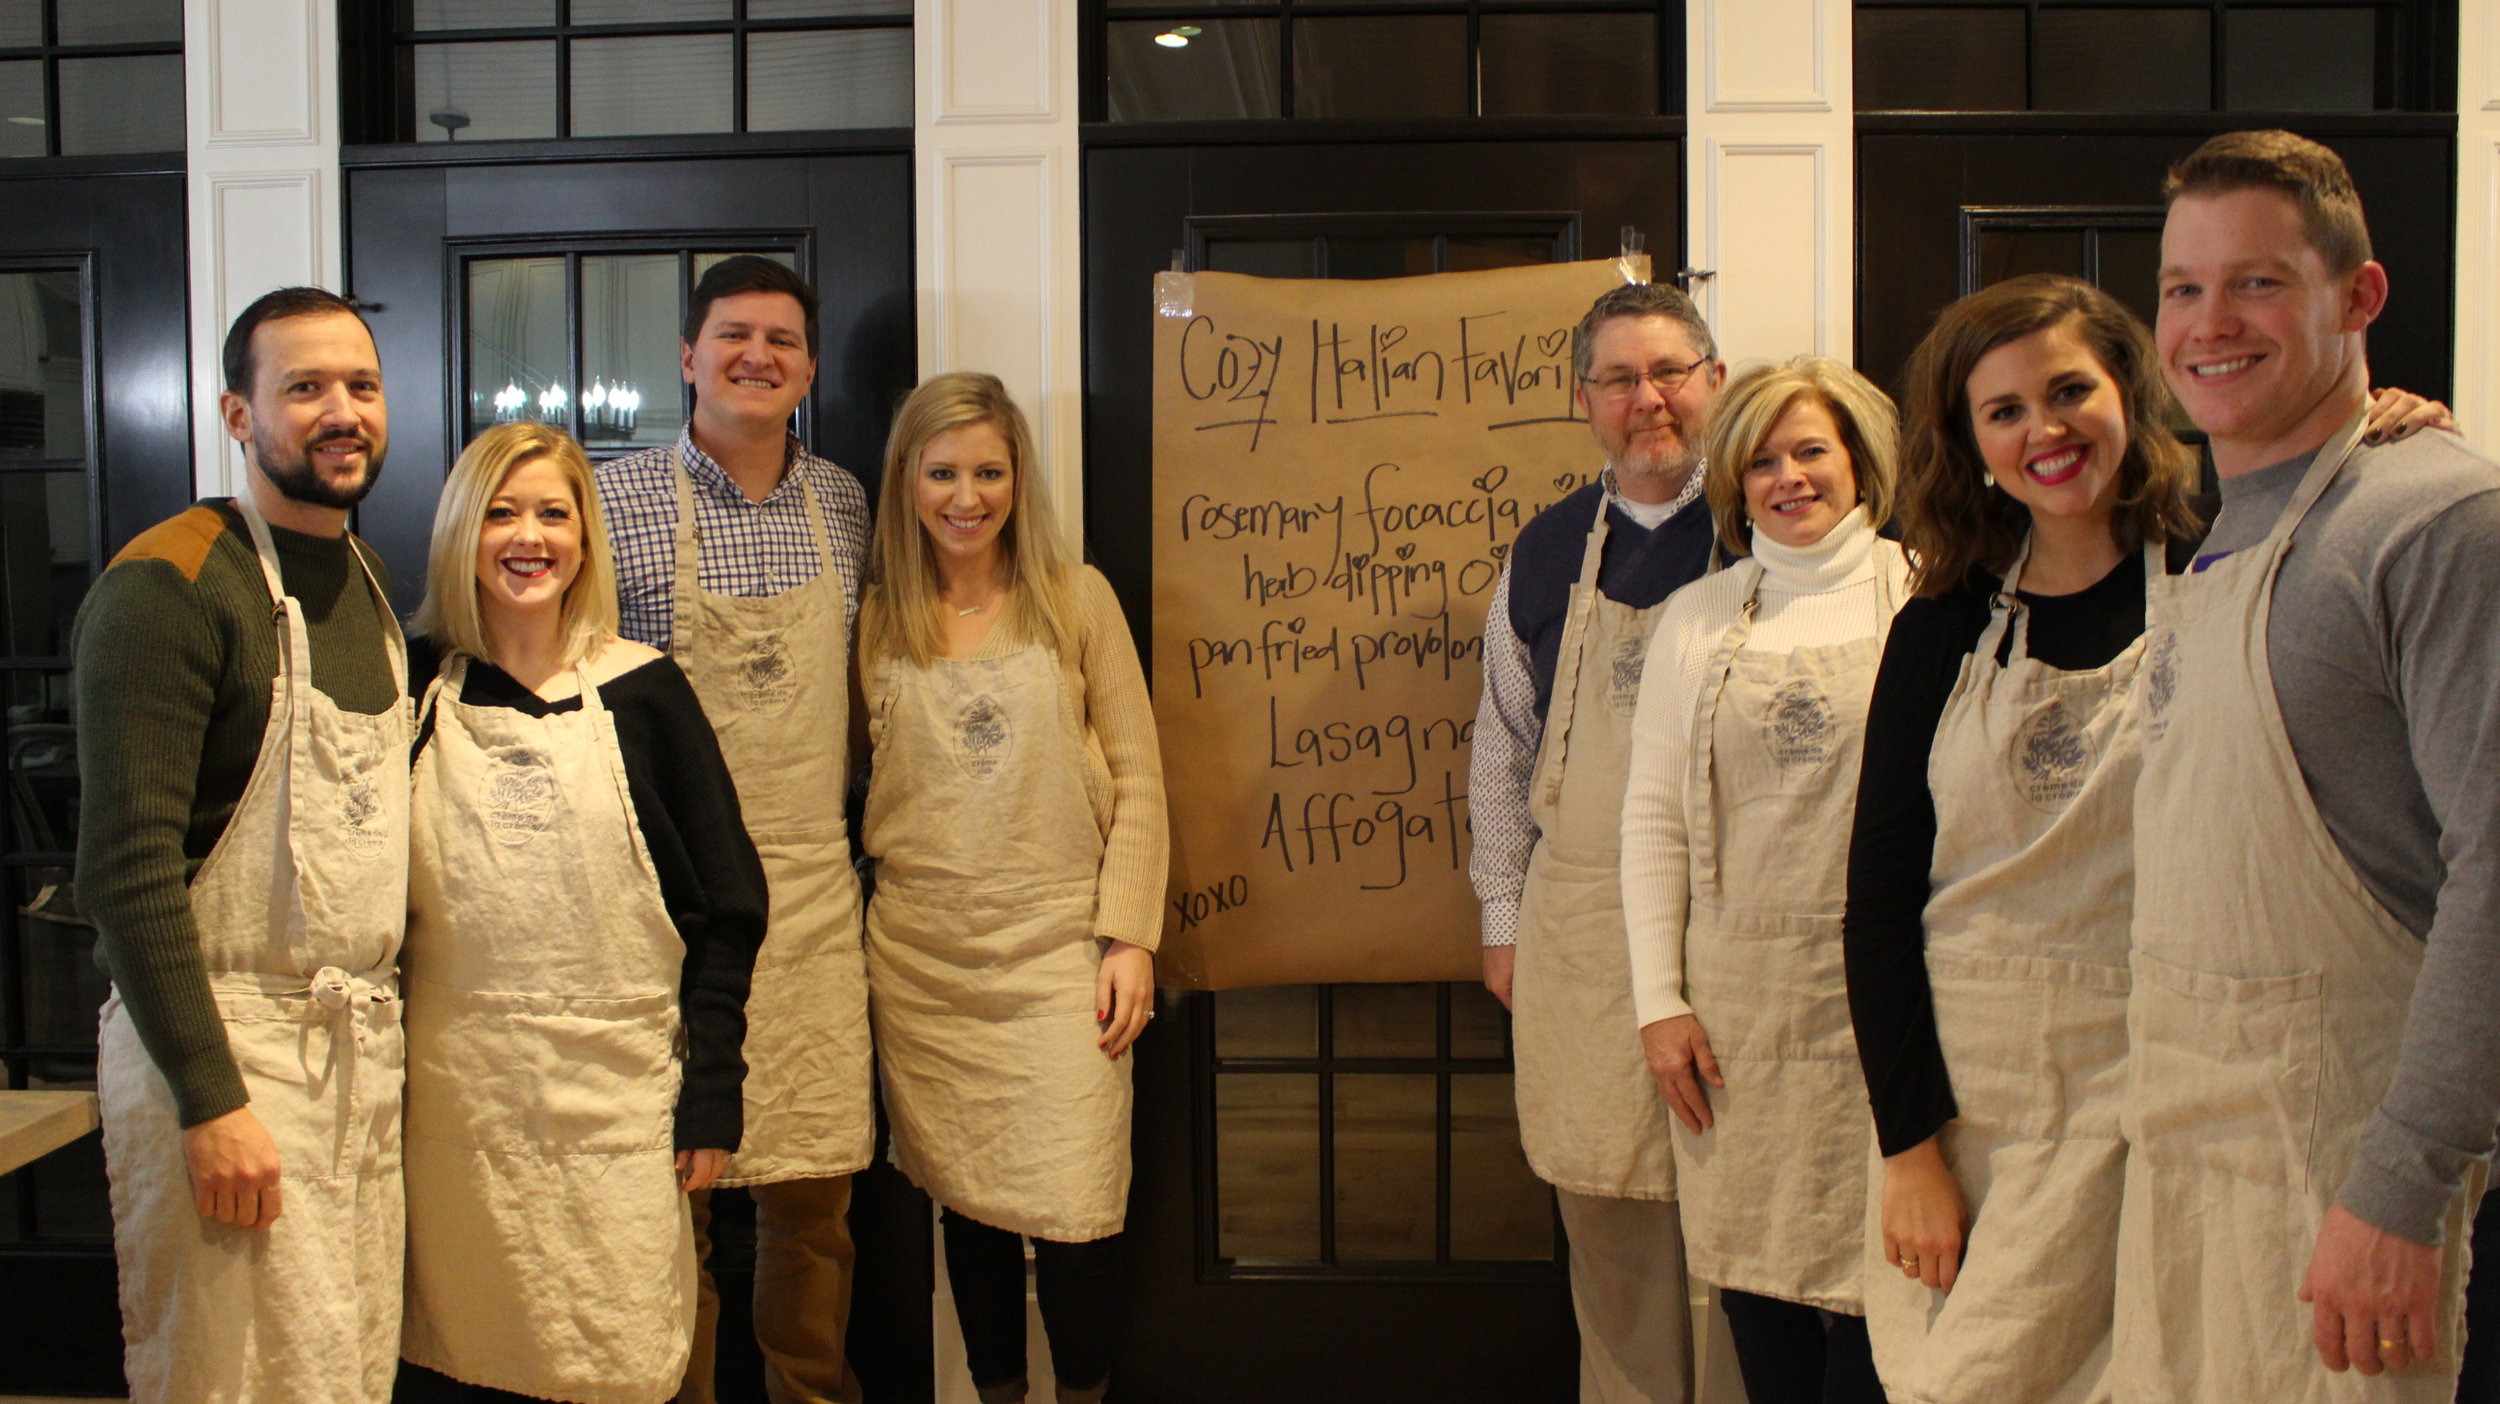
[396,422,765,1403]
[1843,274,2447,1403]
[857,372,1167,1404]
[1619,355,1910,1404]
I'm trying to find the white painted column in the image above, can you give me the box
[913,0,1086,539]
[182,0,345,495]
[1683,0,1855,366]
[2457,0,2499,455]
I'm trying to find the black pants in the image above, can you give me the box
[2460,1188,2500,1402]
[1718,1288,1886,1404]
[942,1207,1123,1400]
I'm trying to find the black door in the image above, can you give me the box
[1084,135,1682,1403]
[343,144,933,1404]
[0,161,194,1396]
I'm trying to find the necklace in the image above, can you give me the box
[955,601,985,617]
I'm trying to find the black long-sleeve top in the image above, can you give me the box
[410,639,768,1153]
[1843,530,2202,1156]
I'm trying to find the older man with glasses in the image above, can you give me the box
[1470,281,1728,1404]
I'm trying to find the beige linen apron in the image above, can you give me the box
[1513,495,1681,1200]
[668,467,871,1184]
[1861,539,2150,1404]
[2113,414,2479,1401]
[400,657,695,1403]
[1675,554,1892,1311]
[98,494,410,1404]
[862,626,1129,1242]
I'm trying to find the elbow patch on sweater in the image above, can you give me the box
[109,505,229,581]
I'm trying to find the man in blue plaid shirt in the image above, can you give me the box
[597,257,876,1404]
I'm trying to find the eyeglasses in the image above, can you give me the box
[1581,360,1709,400]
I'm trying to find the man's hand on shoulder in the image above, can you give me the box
[182,1106,282,1228]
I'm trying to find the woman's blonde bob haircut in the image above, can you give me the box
[411,422,620,668]
[861,371,1077,668]
[1700,356,1900,558]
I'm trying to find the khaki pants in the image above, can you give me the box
[1557,1189,1698,1404]
[680,1176,864,1404]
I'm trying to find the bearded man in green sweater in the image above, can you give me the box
[76,287,413,1403]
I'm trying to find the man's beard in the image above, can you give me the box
[255,426,384,510]
[1613,437,1702,496]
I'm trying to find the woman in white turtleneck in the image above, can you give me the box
[1619,356,1909,1404]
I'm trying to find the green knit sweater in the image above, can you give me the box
[72,500,398,1127]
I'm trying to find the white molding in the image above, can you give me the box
[1700,139,1832,357]
[1702,0,1831,114]
[932,0,1059,123]
[2457,3,2499,455]
[202,0,322,146]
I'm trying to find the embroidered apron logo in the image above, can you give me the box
[483,747,558,846]
[1766,678,1836,770]
[741,634,797,715]
[2144,629,2179,741]
[1608,636,1647,718]
[2013,698,2093,811]
[955,695,1012,780]
[337,746,388,857]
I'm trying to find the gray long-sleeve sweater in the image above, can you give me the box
[2198,428,2500,1245]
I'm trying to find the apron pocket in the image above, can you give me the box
[2128,949,2322,1188]
[406,982,678,1156]
[1686,907,1852,1061]
[1928,952,2057,1141]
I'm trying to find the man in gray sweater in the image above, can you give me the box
[2115,129,2500,1399]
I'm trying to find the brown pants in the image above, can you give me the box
[679,1175,865,1404]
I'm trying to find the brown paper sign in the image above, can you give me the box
[1151,258,1645,989]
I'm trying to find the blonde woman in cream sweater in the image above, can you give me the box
[1618,356,1911,1404]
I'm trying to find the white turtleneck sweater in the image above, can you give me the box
[1618,507,1911,1027]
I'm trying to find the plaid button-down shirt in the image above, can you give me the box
[597,430,874,654]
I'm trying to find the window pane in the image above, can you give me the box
[1976,227,2086,290]
[1214,984,1317,1057]
[0,475,91,658]
[1294,17,1466,119]
[8,711,76,861]
[1333,1073,1435,1259]
[1450,1073,1550,1259]
[752,0,911,15]
[1323,237,1432,281]
[1217,1072,1320,1260]
[2094,227,2164,328]
[0,1,36,48]
[1106,19,1280,122]
[1480,13,1655,118]
[57,0,180,45]
[1449,980,1507,1057]
[411,0,557,29]
[1855,8,2025,111]
[0,270,86,462]
[580,254,682,454]
[467,256,568,441]
[2226,9,2378,111]
[414,41,557,142]
[57,54,183,155]
[571,0,730,21]
[1445,234,1554,274]
[1333,982,1435,1057]
[572,35,732,137]
[1204,239,1313,278]
[2033,10,2209,112]
[691,249,798,284]
[0,60,39,157]
[20,911,107,1047]
[748,29,912,131]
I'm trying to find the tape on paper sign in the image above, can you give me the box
[1154,271,1196,318]
[1615,252,1654,286]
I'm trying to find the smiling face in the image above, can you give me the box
[1741,397,1861,551]
[1575,313,1724,502]
[681,289,817,440]
[2156,186,2386,473]
[1965,317,2131,532]
[914,420,1015,574]
[473,455,584,629]
[224,311,389,510]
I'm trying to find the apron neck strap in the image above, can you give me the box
[2272,407,2373,547]
[671,437,839,586]
[230,486,292,607]
[232,488,407,697]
